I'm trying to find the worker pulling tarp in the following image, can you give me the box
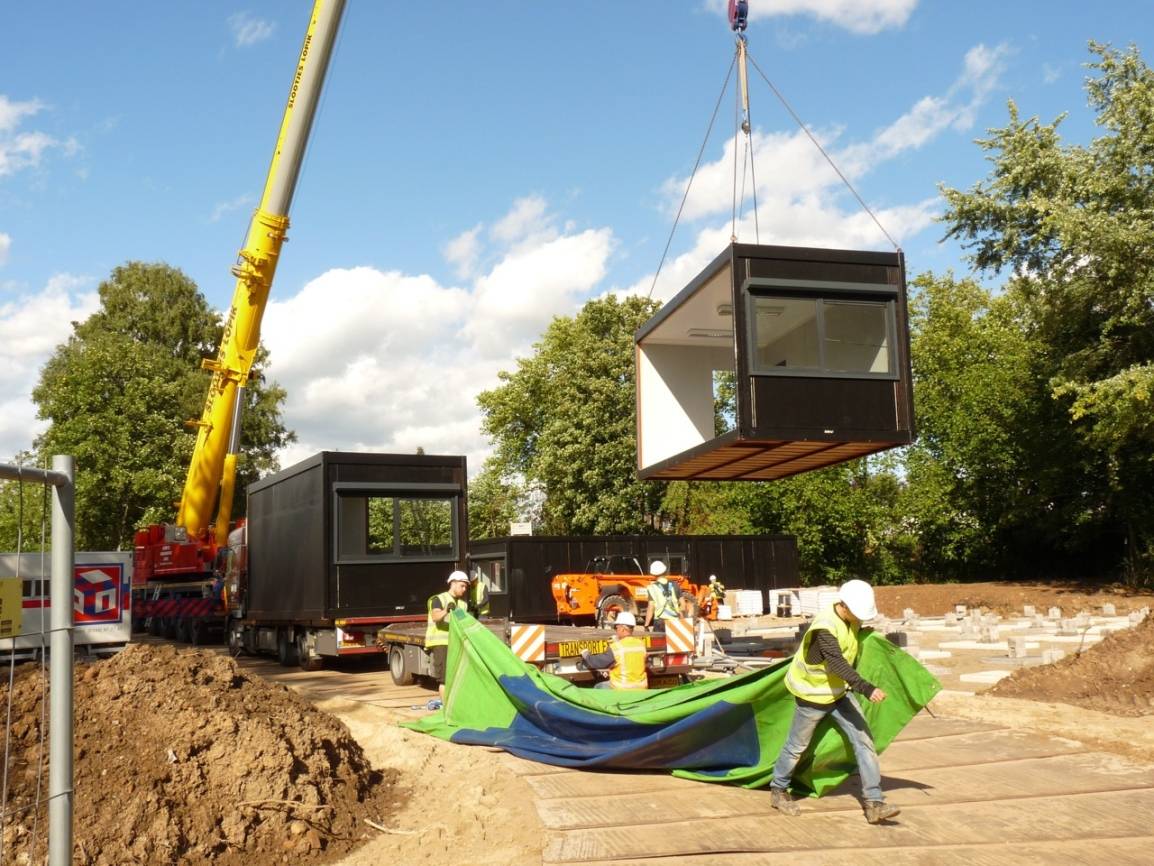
[403,610,941,795]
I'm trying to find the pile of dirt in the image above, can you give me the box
[0,645,397,866]
[989,613,1154,716]
[873,580,1154,620]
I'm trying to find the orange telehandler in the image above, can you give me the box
[550,555,719,627]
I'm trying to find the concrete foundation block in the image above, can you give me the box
[1042,649,1066,664]
[1023,604,1036,617]
[1008,635,1029,658]
[1101,602,1116,616]
[1047,606,1062,620]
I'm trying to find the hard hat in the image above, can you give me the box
[447,570,469,585]
[709,575,717,582]
[614,611,637,627]
[838,579,877,621]
[649,560,668,577]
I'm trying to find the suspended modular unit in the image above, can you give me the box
[636,243,914,481]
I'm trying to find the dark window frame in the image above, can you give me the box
[332,482,461,565]
[743,277,899,380]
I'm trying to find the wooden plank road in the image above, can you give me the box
[505,714,1154,866]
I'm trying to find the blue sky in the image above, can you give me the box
[2,1,1151,472]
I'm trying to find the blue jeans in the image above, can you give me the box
[770,695,883,802]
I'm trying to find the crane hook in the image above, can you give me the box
[728,0,749,32]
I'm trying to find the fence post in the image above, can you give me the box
[48,455,74,866]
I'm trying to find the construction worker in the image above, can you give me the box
[769,579,901,825]
[579,611,648,690]
[643,560,681,633]
[708,574,726,603]
[426,570,471,704]
[469,568,491,617]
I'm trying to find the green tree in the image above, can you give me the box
[478,295,666,534]
[467,460,527,540]
[940,43,1154,581]
[32,262,294,550]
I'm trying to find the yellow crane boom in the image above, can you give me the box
[177,0,346,546]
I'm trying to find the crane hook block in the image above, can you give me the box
[728,0,749,32]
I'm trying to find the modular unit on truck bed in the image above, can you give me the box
[377,619,693,688]
[226,451,467,669]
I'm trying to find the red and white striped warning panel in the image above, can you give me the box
[509,624,545,662]
[665,618,694,654]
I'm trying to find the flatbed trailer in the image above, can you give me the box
[377,618,694,688]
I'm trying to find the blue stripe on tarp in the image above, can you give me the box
[448,674,761,770]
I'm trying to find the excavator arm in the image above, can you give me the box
[177,0,346,546]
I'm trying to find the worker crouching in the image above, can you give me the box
[579,612,648,690]
[769,579,901,825]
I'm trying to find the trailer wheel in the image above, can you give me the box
[227,624,244,656]
[597,594,637,629]
[188,619,205,646]
[147,617,163,637]
[297,632,323,672]
[389,646,414,686]
[276,629,299,667]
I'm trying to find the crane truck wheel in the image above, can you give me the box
[227,624,244,656]
[296,632,323,672]
[596,594,637,629]
[389,646,414,686]
[276,628,299,667]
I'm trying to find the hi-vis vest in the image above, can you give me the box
[646,579,680,620]
[608,636,648,690]
[470,575,490,616]
[426,591,458,647]
[784,605,861,704]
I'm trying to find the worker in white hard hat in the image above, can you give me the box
[769,579,901,825]
[425,570,471,703]
[642,560,681,633]
[579,610,648,690]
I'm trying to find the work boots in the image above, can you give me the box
[770,788,801,816]
[863,801,901,824]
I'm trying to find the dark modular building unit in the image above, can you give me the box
[636,243,915,481]
[467,534,799,622]
[245,451,467,622]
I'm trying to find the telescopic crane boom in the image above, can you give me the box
[136,0,346,583]
[181,0,345,547]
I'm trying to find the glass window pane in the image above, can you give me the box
[398,498,454,557]
[822,301,891,374]
[366,496,395,555]
[752,297,819,370]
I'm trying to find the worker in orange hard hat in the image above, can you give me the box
[769,579,901,825]
[425,570,471,704]
[579,611,648,690]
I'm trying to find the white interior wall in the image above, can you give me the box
[638,343,734,469]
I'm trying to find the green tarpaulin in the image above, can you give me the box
[404,610,940,796]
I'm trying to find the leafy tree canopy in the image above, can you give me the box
[32,262,294,550]
[478,295,665,534]
[941,42,1154,580]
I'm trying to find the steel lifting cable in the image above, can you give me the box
[747,52,901,252]
[647,53,737,299]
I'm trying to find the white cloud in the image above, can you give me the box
[706,0,918,35]
[228,12,276,48]
[209,193,255,223]
[0,274,98,460]
[443,224,482,279]
[261,198,617,474]
[0,95,67,178]
[0,233,10,267]
[1042,63,1061,85]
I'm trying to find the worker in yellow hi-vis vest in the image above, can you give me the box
[579,611,648,690]
[426,570,471,703]
[769,579,900,825]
